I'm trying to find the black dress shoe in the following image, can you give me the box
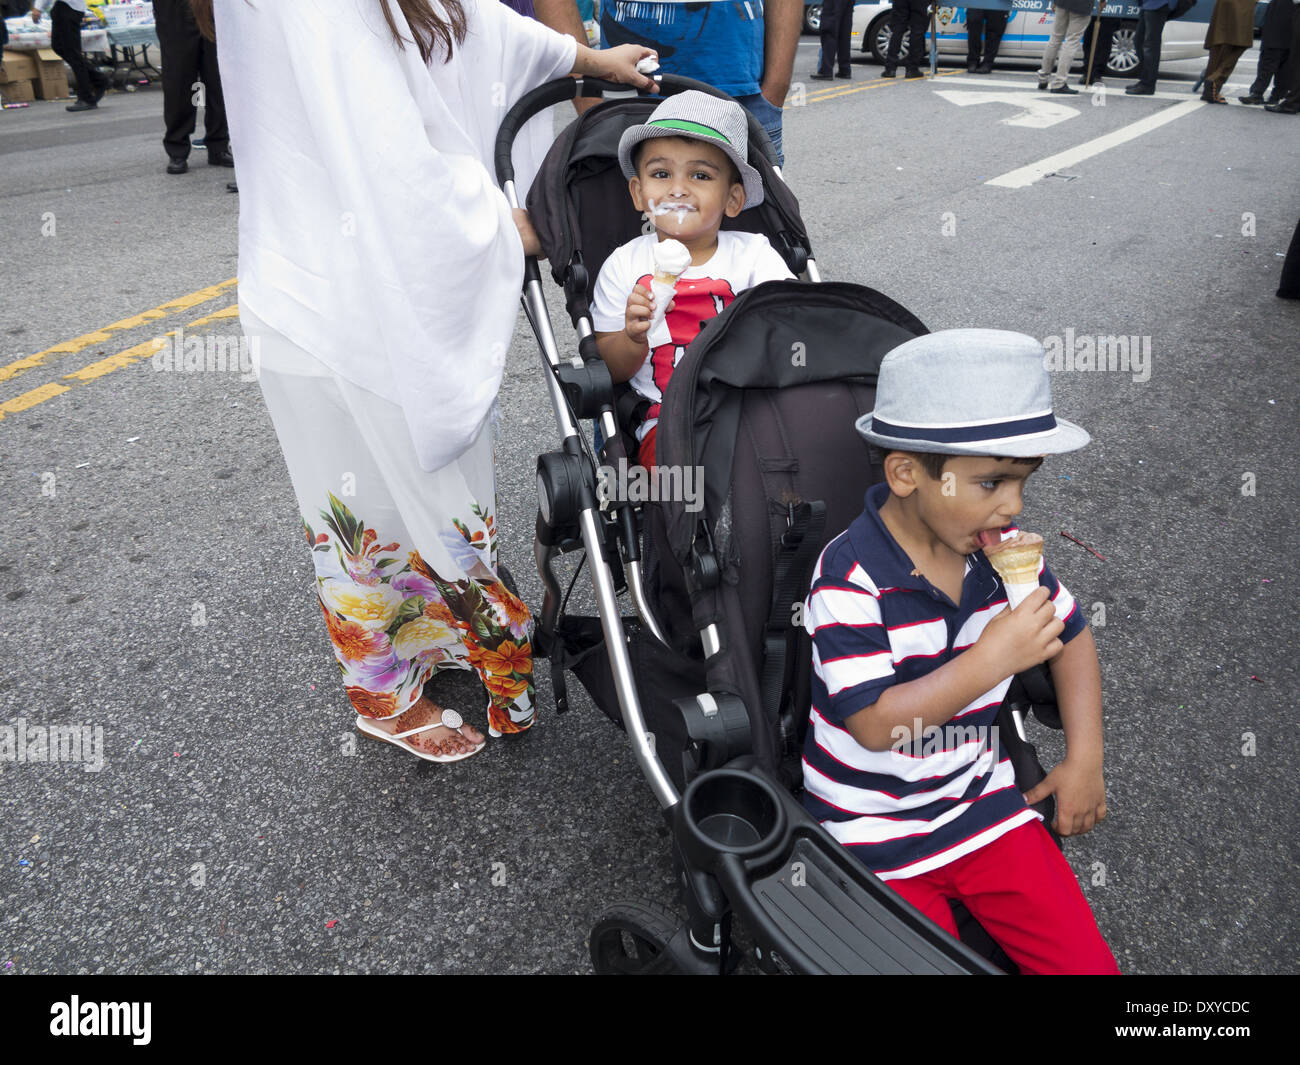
[1125,83,1155,95]
[975,62,993,74]
[1050,84,1079,95]
[1238,93,1265,105]
[880,66,897,78]
[208,148,235,167]
[1265,101,1299,113]
[967,60,979,72]
[904,67,923,79]
[809,72,834,81]
[167,157,188,175]
[836,70,851,79]
[65,100,96,112]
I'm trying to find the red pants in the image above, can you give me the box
[887,820,1120,975]
[637,425,658,468]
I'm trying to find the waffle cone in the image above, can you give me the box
[984,533,1043,588]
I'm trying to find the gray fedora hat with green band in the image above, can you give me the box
[856,329,1091,457]
[617,90,764,208]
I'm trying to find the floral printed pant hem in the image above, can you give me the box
[244,307,535,737]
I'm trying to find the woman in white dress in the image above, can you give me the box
[203,0,653,760]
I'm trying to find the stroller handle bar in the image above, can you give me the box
[494,74,782,191]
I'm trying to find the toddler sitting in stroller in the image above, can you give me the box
[802,329,1120,974]
[592,91,793,467]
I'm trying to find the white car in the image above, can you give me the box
[807,2,1211,76]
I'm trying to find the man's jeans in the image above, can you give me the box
[736,92,784,167]
[1132,6,1170,89]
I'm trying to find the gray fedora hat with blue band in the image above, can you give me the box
[617,90,764,208]
[856,329,1091,457]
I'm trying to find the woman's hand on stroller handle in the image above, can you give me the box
[512,209,543,259]
[572,44,660,95]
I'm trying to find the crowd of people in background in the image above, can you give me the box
[805,0,1300,112]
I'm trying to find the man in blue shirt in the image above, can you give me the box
[1125,0,1173,94]
[597,0,802,164]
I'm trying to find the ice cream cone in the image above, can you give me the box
[984,532,1044,608]
[646,238,689,344]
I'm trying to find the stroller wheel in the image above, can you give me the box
[589,900,682,974]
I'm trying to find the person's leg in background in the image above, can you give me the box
[49,0,106,107]
[814,0,845,77]
[978,9,1007,72]
[153,0,203,170]
[1203,43,1246,101]
[1265,7,1300,111]
[905,0,930,74]
[1140,5,1169,88]
[966,8,986,72]
[835,0,854,75]
[196,28,232,164]
[1242,45,1286,102]
[1038,6,1068,89]
[1081,16,1117,85]
[883,0,908,74]
[1049,10,1090,91]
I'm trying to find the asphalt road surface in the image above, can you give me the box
[2,39,1297,975]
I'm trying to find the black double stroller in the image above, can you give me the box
[495,75,1065,975]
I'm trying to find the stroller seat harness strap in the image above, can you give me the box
[762,500,826,750]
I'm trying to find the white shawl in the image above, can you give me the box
[215,0,576,470]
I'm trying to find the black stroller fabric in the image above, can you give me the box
[554,280,929,790]
[655,280,928,783]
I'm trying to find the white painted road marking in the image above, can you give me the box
[986,98,1205,188]
[934,89,1080,128]
[939,75,1255,102]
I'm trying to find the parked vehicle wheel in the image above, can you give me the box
[868,14,911,64]
[589,900,681,974]
[804,4,822,33]
[1106,22,1140,77]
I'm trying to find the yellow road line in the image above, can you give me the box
[62,336,170,383]
[186,304,241,329]
[0,381,71,421]
[0,278,237,385]
[0,302,239,422]
[803,68,964,104]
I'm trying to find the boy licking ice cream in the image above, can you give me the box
[802,329,1119,974]
[592,90,794,467]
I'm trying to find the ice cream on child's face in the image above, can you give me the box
[630,136,744,252]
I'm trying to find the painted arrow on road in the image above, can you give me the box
[933,90,1081,129]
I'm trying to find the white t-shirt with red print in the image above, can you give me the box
[591,231,794,442]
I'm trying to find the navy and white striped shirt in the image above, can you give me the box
[802,483,1086,881]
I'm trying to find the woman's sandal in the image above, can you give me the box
[355,707,485,763]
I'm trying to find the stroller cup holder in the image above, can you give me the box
[671,764,1002,975]
[679,768,786,868]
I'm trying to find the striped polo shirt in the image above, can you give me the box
[802,482,1086,881]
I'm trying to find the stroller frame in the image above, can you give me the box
[496,75,1039,974]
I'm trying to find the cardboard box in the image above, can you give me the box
[0,50,39,83]
[1,79,37,103]
[33,48,71,100]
